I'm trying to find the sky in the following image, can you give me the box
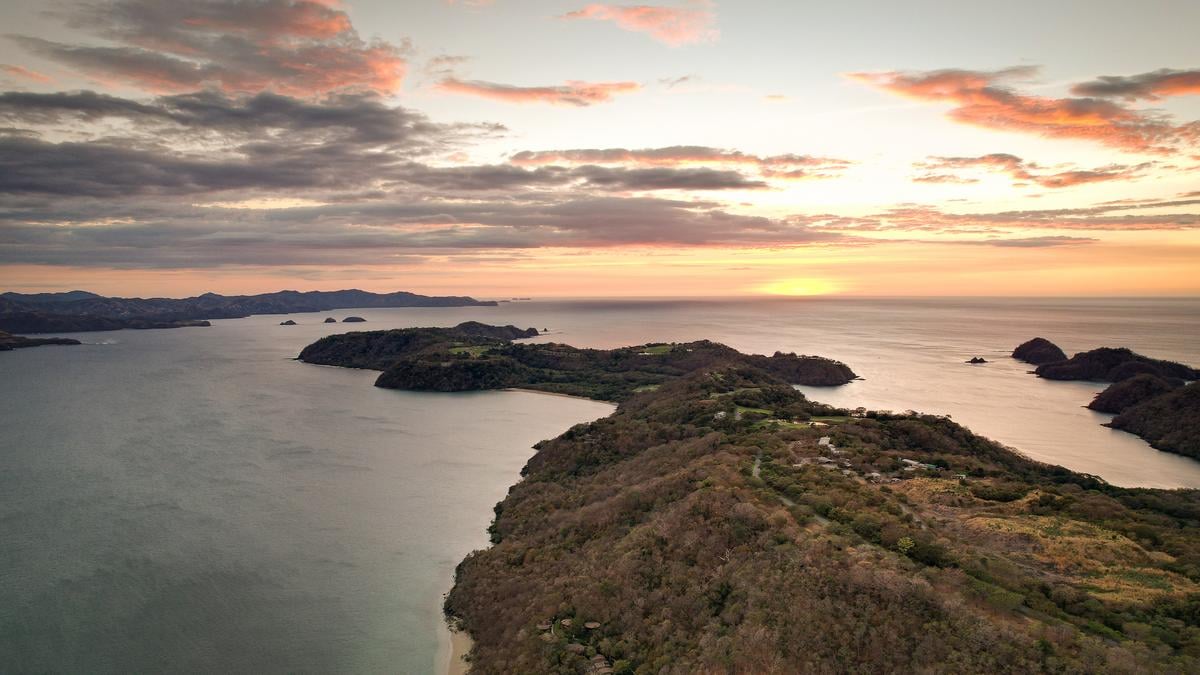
[0,0,1198,298]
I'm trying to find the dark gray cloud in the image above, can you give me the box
[12,0,408,96]
[0,89,468,146]
[0,89,767,198]
[0,195,851,268]
[1070,68,1200,101]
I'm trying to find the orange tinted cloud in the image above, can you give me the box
[561,2,717,46]
[511,146,852,178]
[915,153,1148,188]
[1072,68,1200,101]
[437,77,640,106]
[849,67,1194,153]
[0,64,52,83]
[12,0,407,97]
[803,199,1200,234]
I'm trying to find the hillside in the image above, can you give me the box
[0,289,496,334]
[1089,375,1180,414]
[1110,383,1200,460]
[301,325,1200,673]
[1035,347,1198,382]
[441,369,1200,674]
[299,327,858,400]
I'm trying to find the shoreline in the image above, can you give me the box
[440,624,471,675]
[503,386,599,401]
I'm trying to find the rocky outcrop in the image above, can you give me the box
[324,317,337,323]
[1012,338,1067,365]
[342,316,366,323]
[0,330,80,351]
[1035,347,1198,382]
[280,320,297,326]
[1088,374,1179,414]
[967,357,987,364]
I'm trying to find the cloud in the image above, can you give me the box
[1071,68,1200,101]
[849,66,1197,153]
[511,146,852,179]
[0,89,510,198]
[0,195,853,268]
[659,75,693,88]
[1,64,52,83]
[0,89,468,146]
[0,89,769,198]
[436,77,640,106]
[914,153,1148,188]
[560,2,717,46]
[952,235,1098,247]
[11,0,407,97]
[803,199,1200,234]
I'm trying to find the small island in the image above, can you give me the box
[0,330,80,351]
[342,316,367,323]
[280,320,297,326]
[324,317,337,324]
[298,322,858,400]
[1012,337,1068,365]
[300,324,1200,674]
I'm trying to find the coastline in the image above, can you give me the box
[503,386,598,401]
[441,625,471,675]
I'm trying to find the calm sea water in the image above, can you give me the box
[1,297,1197,673]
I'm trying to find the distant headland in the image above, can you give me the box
[297,321,858,399]
[1013,337,1200,460]
[0,289,496,335]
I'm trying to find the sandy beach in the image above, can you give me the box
[441,624,472,675]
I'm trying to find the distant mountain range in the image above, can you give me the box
[0,289,497,334]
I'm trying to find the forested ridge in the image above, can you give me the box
[301,326,1200,673]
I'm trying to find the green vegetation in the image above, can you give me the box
[301,325,1200,673]
[300,326,857,401]
[1110,382,1200,460]
[436,366,1200,673]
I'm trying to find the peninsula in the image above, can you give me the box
[1012,338,1200,461]
[302,325,1200,674]
[0,330,79,351]
[0,289,497,334]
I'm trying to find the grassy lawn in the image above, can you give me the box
[811,415,851,423]
[633,384,661,393]
[752,419,809,430]
[736,406,773,416]
[449,345,492,357]
[638,344,674,355]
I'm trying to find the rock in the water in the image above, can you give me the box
[967,357,987,364]
[280,320,297,326]
[343,316,367,323]
[324,317,337,323]
[1012,338,1067,365]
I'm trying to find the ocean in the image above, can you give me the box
[1,297,1197,672]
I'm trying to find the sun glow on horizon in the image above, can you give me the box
[756,277,842,296]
